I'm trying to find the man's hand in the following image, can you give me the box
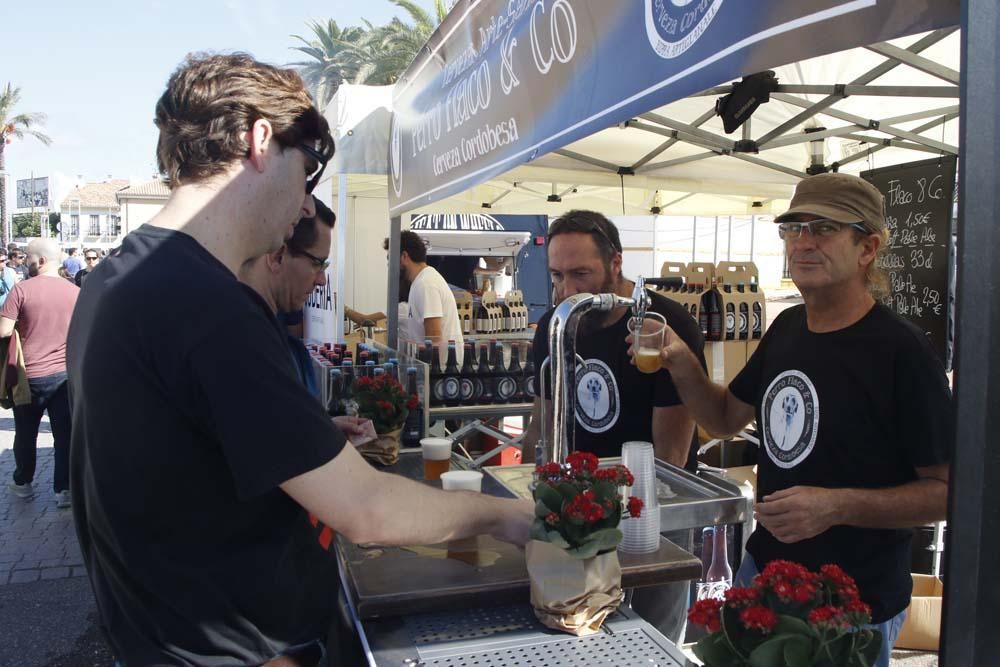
[490,498,535,546]
[754,486,842,544]
[332,416,377,445]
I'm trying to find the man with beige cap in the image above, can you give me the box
[645,173,952,666]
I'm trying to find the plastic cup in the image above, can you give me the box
[440,470,483,492]
[421,437,452,481]
[628,313,667,374]
[620,441,661,554]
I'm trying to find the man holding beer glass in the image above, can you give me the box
[523,210,706,470]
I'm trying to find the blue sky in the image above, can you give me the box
[2,0,427,209]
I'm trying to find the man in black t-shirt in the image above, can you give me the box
[67,53,531,667]
[521,210,706,645]
[654,174,951,667]
[523,210,705,469]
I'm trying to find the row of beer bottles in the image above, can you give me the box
[469,299,528,334]
[420,339,536,408]
[693,281,763,343]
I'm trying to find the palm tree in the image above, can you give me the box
[290,1,449,106]
[360,0,449,84]
[0,83,52,246]
[289,19,370,109]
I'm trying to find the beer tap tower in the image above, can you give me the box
[537,275,681,468]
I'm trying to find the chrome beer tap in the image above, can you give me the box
[536,276,682,470]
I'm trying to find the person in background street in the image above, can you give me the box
[67,52,530,667]
[74,249,100,287]
[649,173,951,667]
[0,251,17,306]
[62,247,82,278]
[0,239,79,508]
[384,229,464,360]
[10,250,29,281]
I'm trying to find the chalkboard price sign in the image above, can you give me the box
[862,156,956,366]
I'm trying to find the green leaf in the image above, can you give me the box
[782,635,813,667]
[823,633,852,667]
[529,521,549,543]
[534,499,552,519]
[556,481,580,502]
[586,527,623,552]
[565,541,603,560]
[773,615,818,639]
[748,636,792,667]
[854,628,882,667]
[535,483,563,513]
[546,529,570,549]
[693,632,741,667]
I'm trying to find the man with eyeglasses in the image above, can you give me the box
[9,250,29,282]
[73,249,100,287]
[650,173,951,666]
[66,53,530,667]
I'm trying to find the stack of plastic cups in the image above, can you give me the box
[619,441,661,554]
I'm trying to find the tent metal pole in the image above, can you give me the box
[834,113,957,167]
[713,216,719,265]
[865,42,961,85]
[942,1,1000,663]
[749,216,756,264]
[387,216,402,351]
[727,216,733,261]
[336,174,348,343]
[631,108,717,170]
[691,218,697,262]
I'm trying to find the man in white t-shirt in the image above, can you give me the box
[386,230,464,360]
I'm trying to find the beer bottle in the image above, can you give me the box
[493,342,515,404]
[422,338,434,364]
[364,360,376,378]
[506,343,524,403]
[429,346,444,407]
[476,303,489,333]
[339,367,359,418]
[459,343,477,405]
[443,341,462,407]
[723,283,736,340]
[523,344,537,399]
[477,343,495,404]
[698,284,710,339]
[701,281,723,342]
[500,300,511,332]
[737,282,749,341]
[401,367,425,448]
[326,369,343,417]
[704,525,733,600]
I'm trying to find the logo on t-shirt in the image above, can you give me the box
[574,359,620,434]
[760,370,819,469]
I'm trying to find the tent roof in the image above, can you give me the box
[329,29,959,218]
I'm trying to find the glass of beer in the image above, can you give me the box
[421,437,452,480]
[628,313,667,374]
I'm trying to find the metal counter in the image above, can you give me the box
[334,451,703,666]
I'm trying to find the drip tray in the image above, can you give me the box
[409,604,685,667]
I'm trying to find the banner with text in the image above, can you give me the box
[389,0,959,214]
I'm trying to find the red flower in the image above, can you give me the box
[594,468,618,482]
[808,605,850,631]
[819,563,852,585]
[724,586,760,608]
[406,396,419,410]
[567,451,599,473]
[535,462,563,480]
[687,598,723,633]
[792,582,817,604]
[626,496,643,518]
[739,605,777,634]
[760,559,810,583]
[772,579,794,602]
[564,492,605,524]
[358,376,373,387]
[545,512,560,526]
[844,599,872,626]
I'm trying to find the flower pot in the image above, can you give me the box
[525,540,624,636]
[357,427,401,466]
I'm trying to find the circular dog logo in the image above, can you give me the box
[575,359,620,433]
[644,0,724,59]
[759,370,819,469]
